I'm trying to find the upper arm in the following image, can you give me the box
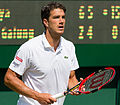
[4,68,21,85]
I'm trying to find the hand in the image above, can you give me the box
[79,78,85,92]
[69,78,85,96]
[35,93,57,105]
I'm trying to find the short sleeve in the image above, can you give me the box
[9,44,31,75]
[70,43,79,70]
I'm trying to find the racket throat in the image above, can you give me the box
[64,91,69,95]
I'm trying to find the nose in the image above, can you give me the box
[59,17,64,24]
[59,18,63,23]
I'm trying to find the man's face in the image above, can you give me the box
[46,8,66,36]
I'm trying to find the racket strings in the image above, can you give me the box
[82,70,114,92]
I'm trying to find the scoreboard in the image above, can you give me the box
[0,1,120,44]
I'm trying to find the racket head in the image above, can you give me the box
[79,67,116,94]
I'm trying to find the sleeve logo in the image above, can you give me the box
[16,56,23,62]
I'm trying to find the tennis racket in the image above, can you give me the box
[52,67,115,99]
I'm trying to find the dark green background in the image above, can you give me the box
[0,44,120,68]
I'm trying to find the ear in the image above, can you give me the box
[43,18,48,28]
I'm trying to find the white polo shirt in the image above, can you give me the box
[9,33,79,105]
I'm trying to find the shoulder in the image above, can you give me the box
[25,35,42,46]
[61,37,75,48]
[18,34,43,52]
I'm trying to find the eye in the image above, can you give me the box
[62,15,65,19]
[53,16,60,19]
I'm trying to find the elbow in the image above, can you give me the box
[4,69,14,88]
[4,69,20,89]
[4,74,10,87]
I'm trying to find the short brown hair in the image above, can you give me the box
[41,2,66,28]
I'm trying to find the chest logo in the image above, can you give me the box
[64,56,68,59]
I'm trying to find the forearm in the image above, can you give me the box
[4,68,56,104]
[4,69,39,100]
[68,70,78,89]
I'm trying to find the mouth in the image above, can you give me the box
[58,26,64,30]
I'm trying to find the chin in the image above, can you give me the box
[57,32,64,36]
[57,31,64,35]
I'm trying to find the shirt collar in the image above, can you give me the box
[42,32,51,48]
[42,32,63,51]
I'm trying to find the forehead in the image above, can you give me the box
[50,8,65,16]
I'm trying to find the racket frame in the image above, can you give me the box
[79,67,116,94]
[52,67,116,99]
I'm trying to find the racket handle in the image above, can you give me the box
[52,92,65,99]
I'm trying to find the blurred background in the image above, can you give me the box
[0,0,120,105]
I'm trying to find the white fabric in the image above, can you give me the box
[9,33,79,105]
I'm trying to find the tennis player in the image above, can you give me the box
[4,2,81,105]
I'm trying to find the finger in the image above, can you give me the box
[80,78,83,81]
[81,85,85,92]
[49,100,55,104]
[46,98,56,104]
[50,97,57,102]
[72,91,81,96]
[74,91,80,95]
[69,91,74,95]
[46,99,52,104]
[83,88,85,91]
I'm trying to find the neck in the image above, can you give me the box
[45,31,61,51]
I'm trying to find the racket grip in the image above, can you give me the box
[52,92,65,99]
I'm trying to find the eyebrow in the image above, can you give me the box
[52,14,65,18]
